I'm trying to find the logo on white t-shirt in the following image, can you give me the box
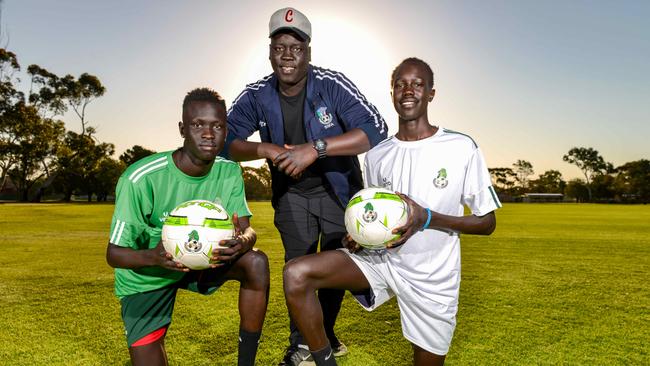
[381,177,392,190]
[433,168,448,189]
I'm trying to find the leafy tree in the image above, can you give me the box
[0,48,23,190]
[564,179,589,203]
[242,164,272,200]
[1,48,109,201]
[54,129,115,202]
[529,170,565,193]
[488,167,516,193]
[119,145,156,166]
[513,159,534,190]
[94,157,125,201]
[5,102,65,201]
[591,174,616,202]
[563,147,613,201]
[27,66,105,134]
[614,160,650,203]
[0,48,22,101]
[26,64,69,118]
[64,73,106,134]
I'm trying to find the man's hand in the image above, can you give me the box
[273,143,318,179]
[210,213,256,267]
[342,233,363,253]
[261,143,288,161]
[385,192,429,248]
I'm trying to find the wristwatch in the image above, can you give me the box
[312,138,328,159]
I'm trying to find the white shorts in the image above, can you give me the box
[343,248,457,355]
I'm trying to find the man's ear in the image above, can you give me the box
[178,121,184,137]
[428,88,436,102]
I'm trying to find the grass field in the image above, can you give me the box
[0,203,648,365]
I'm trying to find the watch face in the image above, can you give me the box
[314,139,327,158]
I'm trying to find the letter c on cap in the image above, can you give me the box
[285,9,293,22]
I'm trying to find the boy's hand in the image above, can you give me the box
[210,213,256,267]
[153,240,189,272]
[342,233,362,253]
[385,192,428,248]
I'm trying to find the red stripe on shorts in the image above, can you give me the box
[131,326,168,347]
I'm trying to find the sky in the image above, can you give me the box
[3,0,649,180]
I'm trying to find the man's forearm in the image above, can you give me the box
[317,128,371,156]
[229,139,281,162]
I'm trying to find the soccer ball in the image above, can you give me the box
[162,200,234,270]
[344,187,408,250]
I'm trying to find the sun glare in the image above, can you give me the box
[312,16,395,121]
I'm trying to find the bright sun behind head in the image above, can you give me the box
[312,15,397,130]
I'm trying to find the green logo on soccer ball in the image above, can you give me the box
[362,202,378,223]
[184,230,202,252]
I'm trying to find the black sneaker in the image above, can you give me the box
[278,345,315,366]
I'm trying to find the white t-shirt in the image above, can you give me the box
[363,127,501,306]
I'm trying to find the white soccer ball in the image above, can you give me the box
[344,187,408,250]
[162,200,234,270]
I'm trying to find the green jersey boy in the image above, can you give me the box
[106,88,269,366]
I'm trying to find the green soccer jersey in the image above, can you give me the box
[108,151,252,298]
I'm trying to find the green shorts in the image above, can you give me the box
[120,266,231,347]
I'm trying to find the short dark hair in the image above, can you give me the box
[182,88,226,112]
[390,57,434,89]
[271,29,310,44]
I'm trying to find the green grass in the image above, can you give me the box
[0,203,648,365]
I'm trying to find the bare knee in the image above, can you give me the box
[239,249,270,288]
[283,258,313,297]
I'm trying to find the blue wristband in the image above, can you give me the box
[421,208,432,231]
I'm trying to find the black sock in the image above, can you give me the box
[311,344,338,366]
[237,329,261,366]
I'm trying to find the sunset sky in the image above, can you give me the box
[4,0,649,180]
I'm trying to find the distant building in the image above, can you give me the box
[0,177,18,201]
[522,193,564,203]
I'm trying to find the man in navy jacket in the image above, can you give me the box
[224,7,387,365]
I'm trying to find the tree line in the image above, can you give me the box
[1,48,647,203]
[490,149,649,203]
[0,48,274,202]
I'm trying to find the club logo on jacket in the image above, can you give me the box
[433,168,448,189]
[258,120,267,128]
[316,106,334,128]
